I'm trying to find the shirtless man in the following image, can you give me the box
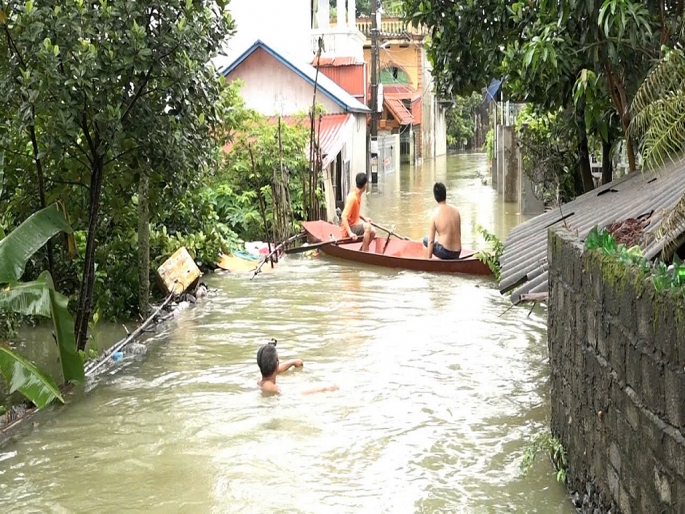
[340,172,376,252]
[257,340,338,396]
[423,182,462,260]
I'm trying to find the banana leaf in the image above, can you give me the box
[0,272,84,383]
[0,204,72,284]
[0,346,64,409]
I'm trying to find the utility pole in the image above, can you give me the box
[370,0,379,183]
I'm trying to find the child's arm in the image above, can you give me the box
[278,359,303,374]
[301,384,339,395]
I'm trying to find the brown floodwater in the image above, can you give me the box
[0,154,572,513]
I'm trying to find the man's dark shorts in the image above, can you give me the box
[349,223,365,236]
[423,236,461,260]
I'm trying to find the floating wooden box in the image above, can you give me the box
[156,247,201,295]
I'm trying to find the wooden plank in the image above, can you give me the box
[156,247,201,295]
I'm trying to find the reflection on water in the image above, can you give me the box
[0,154,571,513]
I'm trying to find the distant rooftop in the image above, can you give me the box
[220,39,370,115]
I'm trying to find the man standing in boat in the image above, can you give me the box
[424,182,462,260]
[340,172,376,252]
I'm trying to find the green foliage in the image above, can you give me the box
[446,93,482,149]
[0,272,85,383]
[516,106,580,204]
[403,0,677,175]
[584,225,685,295]
[0,204,72,284]
[483,129,495,162]
[630,47,685,170]
[474,225,504,281]
[521,432,568,484]
[0,346,64,410]
[0,0,238,349]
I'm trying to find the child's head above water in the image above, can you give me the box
[257,339,278,378]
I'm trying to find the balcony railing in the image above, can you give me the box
[355,17,428,37]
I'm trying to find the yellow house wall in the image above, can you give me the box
[363,44,419,89]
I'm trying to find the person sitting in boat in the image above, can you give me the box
[257,340,338,396]
[423,182,462,260]
[340,172,376,252]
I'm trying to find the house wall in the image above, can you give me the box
[364,44,420,89]
[222,0,312,65]
[225,48,342,116]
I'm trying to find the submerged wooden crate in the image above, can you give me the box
[156,247,201,295]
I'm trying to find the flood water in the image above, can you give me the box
[0,154,572,513]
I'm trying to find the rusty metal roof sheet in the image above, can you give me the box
[500,161,685,303]
[384,97,414,125]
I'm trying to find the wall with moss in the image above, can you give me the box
[548,229,685,513]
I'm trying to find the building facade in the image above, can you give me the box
[357,17,448,163]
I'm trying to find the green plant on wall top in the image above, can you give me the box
[475,225,504,281]
[584,225,685,294]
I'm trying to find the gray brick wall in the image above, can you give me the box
[548,229,685,513]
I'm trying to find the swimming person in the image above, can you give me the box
[340,172,376,252]
[256,340,338,396]
[423,182,462,260]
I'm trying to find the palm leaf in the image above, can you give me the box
[0,272,84,383]
[630,48,685,170]
[0,204,73,284]
[0,346,64,409]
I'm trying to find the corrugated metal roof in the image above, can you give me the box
[384,97,414,125]
[319,64,366,103]
[309,114,354,168]
[220,40,370,114]
[499,161,685,304]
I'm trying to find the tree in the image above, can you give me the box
[0,0,235,350]
[403,0,681,178]
[445,93,482,149]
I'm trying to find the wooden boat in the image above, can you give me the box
[301,220,492,276]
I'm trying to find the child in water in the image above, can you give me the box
[256,339,338,396]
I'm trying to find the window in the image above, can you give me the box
[380,66,409,85]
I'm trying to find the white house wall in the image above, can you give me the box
[226,49,343,116]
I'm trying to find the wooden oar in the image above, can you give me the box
[250,232,306,279]
[284,237,356,254]
[368,221,411,241]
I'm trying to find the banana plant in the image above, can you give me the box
[0,204,84,410]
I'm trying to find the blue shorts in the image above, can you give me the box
[423,236,461,260]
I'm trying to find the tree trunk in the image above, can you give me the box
[28,122,57,284]
[74,157,104,351]
[576,103,595,193]
[625,135,637,173]
[137,169,150,317]
[602,138,613,185]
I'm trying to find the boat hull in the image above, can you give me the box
[301,221,492,276]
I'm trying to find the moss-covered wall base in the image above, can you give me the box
[548,229,685,513]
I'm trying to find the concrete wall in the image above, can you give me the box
[434,104,447,158]
[226,48,341,116]
[548,229,685,513]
